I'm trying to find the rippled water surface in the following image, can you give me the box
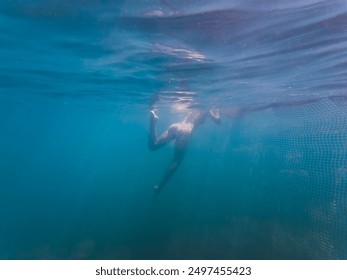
[1,0,347,259]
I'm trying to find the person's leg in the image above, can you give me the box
[148,110,174,151]
[154,144,187,196]
[148,110,160,150]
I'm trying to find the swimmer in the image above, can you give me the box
[148,108,221,196]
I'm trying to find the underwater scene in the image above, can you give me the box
[1,0,347,259]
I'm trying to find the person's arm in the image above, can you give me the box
[208,108,221,124]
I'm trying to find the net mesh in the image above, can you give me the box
[232,97,347,259]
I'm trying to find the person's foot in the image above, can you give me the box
[150,110,159,121]
[153,185,160,192]
[153,185,161,199]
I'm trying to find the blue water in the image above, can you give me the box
[1,0,347,259]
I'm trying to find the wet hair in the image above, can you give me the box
[185,110,207,125]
